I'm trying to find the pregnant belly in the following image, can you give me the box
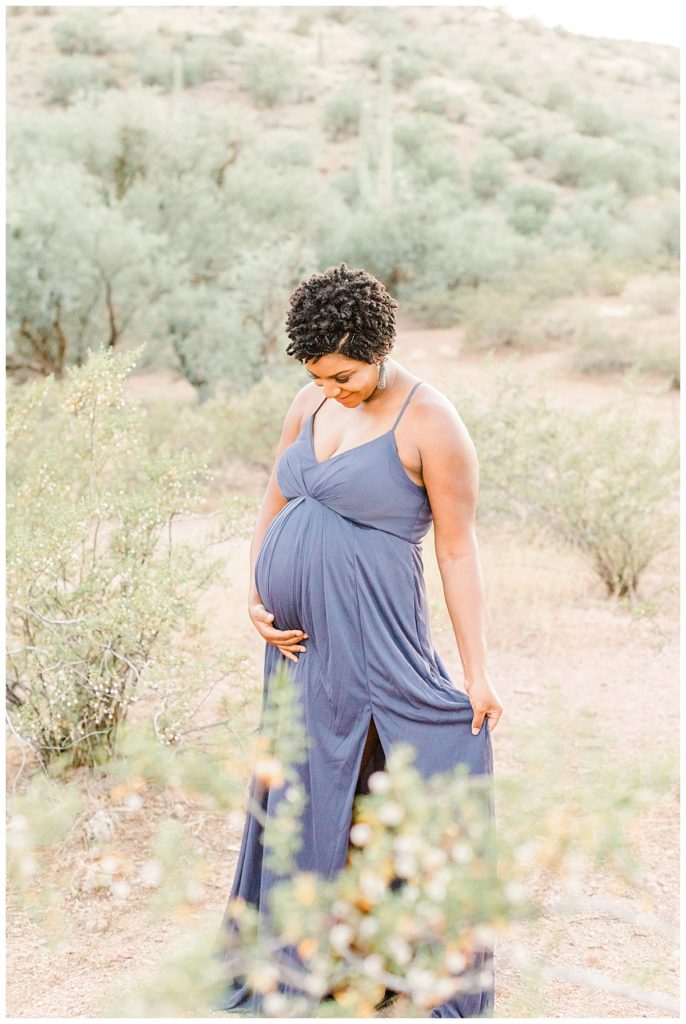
[254,496,313,634]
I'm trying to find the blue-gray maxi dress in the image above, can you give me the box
[213,380,495,1017]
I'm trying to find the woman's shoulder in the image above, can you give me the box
[412,379,463,422]
[409,381,474,450]
[286,381,325,432]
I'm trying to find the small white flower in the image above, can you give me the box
[445,949,467,972]
[359,917,379,939]
[425,877,447,900]
[329,923,354,951]
[473,923,496,946]
[368,771,392,794]
[359,869,386,901]
[139,860,163,887]
[436,976,461,998]
[387,936,412,965]
[186,880,204,902]
[421,847,448,870]
[263,992,288,1015]
[110,880,130,899]
[350,822,373,846]
[505,881,526,904]
[393,853,417,878]
[331,899,350,918]
[248,964,280,993]
[19,855,38,877]
[450,841,473,863]
[378,800,405,826]
[394,833,422,854]
[362,953,385,977]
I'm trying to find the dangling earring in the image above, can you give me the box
[377,357,388,389]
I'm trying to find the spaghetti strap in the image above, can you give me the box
[311,394,329,423]
[392,380,423,431]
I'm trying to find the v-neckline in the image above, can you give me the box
[309,413,392,466]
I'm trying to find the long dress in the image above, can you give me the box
[212,380,495,1017]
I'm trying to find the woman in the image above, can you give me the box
[213,263,504,1017]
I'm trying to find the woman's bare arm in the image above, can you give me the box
[418,394,503,733]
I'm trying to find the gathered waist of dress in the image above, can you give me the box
[272,493,426,546]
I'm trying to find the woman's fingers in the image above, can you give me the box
[277,646,298,662]
[277,645,306,662]
[263,626,307,644]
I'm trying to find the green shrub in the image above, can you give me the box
[322,5,358,22]
[291,12,314,36]
[136,41,226,90]
[483,114,520,144]
[42,55,119,105]
[144,371,302,474]
[634,339,680,389]
[220,25,245,46]
[500,182,556,236]
[6,157,177,377]
[333,187,483,299]
[544,135,600,187]
[546,184,623,253]
[239,46,299,107]
[544,76,573,110]
[507,130,551,161]
[468,61,525,97]
[606,193,679,264]
[5,347,225,768]
[570,323,640,375]
[414,84,468,122]
[462,371,678,599]
[456,288,540,350]
[394,114,462,186]
[51,10,113,56]
[543,135,657,197]
[571,100,624,138]
[157,237,319,400]
[469,141,509,200]
[322,85,364,141]
[360,41,429,89]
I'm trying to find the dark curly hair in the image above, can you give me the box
[284,263,398,364]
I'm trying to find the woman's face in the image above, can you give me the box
[304,355,380,406]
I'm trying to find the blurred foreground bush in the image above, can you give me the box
[7,662,676,1016]
[112,671,683,1013]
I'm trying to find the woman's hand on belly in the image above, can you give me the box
[249,599,308,663]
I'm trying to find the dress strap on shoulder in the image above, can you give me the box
[311,394,328,421]
[392,380,423,431]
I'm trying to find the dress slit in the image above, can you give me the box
[353,712,387,800]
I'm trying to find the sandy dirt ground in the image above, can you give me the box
[6,320,679,1019]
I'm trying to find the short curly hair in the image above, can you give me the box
[284,262,398,364]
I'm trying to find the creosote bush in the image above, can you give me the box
[456,369,678,600]
[5,346,232,768]
[240,46,299,107]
